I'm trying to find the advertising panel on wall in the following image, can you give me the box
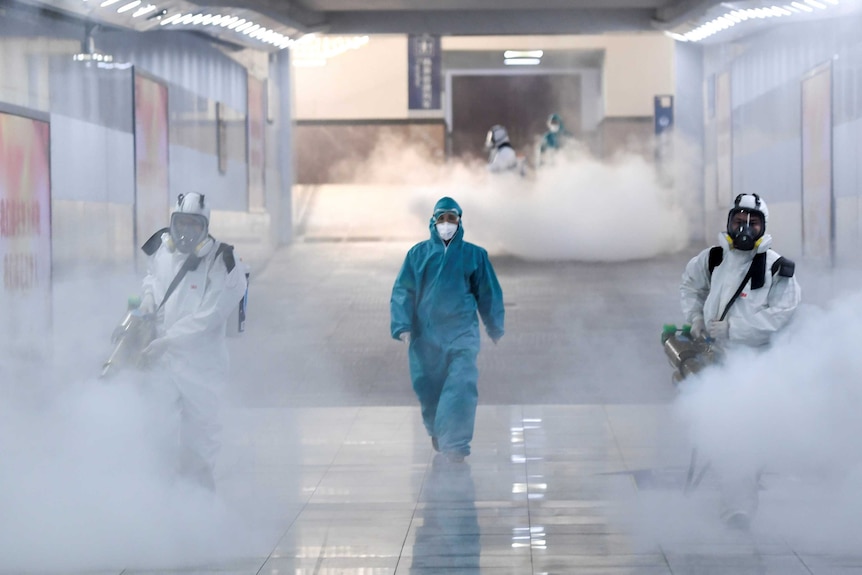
[801,62,833,263]
[247,74,266,211]
[0,106,52,345]
[133,70,170,255]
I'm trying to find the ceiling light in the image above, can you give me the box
[132,4,157,17]
[504,50,543,59]
[100,0,121,6]
[504,58,541,65]
[116,1,140,13]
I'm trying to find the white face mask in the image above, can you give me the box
[436,222,458,241]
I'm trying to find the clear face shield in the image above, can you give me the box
[484,129,495,150]
[170,212,208,254]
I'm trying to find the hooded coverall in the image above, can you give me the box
[391,197,505,457]
[142,232,247,488]
[680,231,801,525]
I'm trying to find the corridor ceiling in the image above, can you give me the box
[14,0,856,51]
[194,0,725,35]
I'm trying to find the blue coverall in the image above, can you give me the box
[390,197,505,457]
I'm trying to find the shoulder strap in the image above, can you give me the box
[707,246,723,278]
[157,254,202,311]
[214,242,236,272]
[771,256,795,278]
[141,227,170,255]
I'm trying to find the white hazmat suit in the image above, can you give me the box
[680,200,800,348]
[679,194,801,530]
[140,193,248,489]
[485,124,519,173]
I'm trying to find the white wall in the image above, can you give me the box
[50,115,136,268]
[291,33,675,121]
[292,36,409,120]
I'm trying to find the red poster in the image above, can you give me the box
[0,111,52,339]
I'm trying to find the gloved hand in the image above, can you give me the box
[398,332,411,344]
[139,292,156,315]
[690,318,706,339]
[707,319,729,340]
[139,337,169,368]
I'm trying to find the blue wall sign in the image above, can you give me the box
[408,35,441,110]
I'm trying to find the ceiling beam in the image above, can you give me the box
[194,0,326,30]
[321,9,656,35]
[652,0,723,28]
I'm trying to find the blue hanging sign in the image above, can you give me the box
[408,34,441,110]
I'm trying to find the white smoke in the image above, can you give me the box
[340,134,689,261]
[0,271,279,572]
[630,293,862,552]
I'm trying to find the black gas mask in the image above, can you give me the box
[726,209,764,251]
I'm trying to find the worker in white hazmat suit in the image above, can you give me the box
[679,193,801,530]
[485,124,519,174]
[138,192,248,490]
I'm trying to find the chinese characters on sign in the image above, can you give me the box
[0,110,52,344]
[408,34,441,110]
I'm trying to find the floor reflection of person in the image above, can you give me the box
[410,454,480,574]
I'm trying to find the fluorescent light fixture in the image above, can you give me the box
[791,1,814,10]
[504,50,543,59]
[132,4,157,17]
[100,0,121,6]
[504,57,540,65]
[116,1,140,13]
[159,13,180,25]
[227,18,246,29]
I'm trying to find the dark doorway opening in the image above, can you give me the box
[450,74,581,162]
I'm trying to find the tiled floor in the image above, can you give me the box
[3,241,861,574]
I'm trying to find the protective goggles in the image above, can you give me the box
[434,212,460,224]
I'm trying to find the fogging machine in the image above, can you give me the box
[100,296,156,379]
[661,324,723,384]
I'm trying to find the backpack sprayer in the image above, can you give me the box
[661,324,723,385]
[100,296,156,379]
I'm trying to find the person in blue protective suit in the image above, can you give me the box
[390,197,505,463]
[536,112,572,167]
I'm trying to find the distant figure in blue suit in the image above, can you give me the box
[390,197,505,462]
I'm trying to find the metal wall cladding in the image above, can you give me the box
[50,58,134,133]
[704,15,862,204]
[99,30,247,113]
